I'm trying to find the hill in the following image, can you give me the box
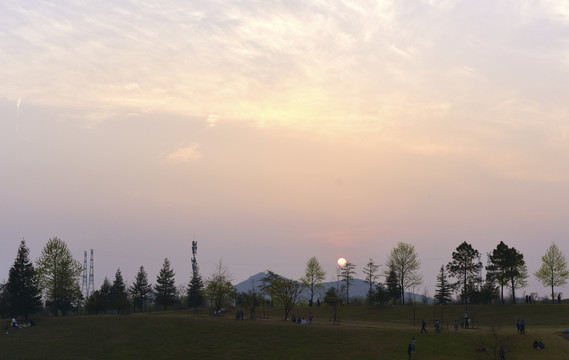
[234,272,429,303]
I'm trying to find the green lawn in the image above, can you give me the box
[1,304,568,359]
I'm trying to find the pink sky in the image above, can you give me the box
[1,0,569,299]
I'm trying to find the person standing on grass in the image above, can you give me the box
[420,320,427,333]
[454,319,458,331]
[308,312,313,324]
[407,343,413,359]
[516,320,520,334]
[520,320,525,335]
[499,346,505,360]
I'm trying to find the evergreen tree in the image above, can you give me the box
[155,258,177,311]
[486,241,511,304]
[0,282,9,319]
[434,265,452,305]
[339,262,356,305]
[6,239,42,319]
[130,266,152,312]
[35,237,82,316]
[362,258,381,305]
[446,241,482,304]
[385,265,400,305]
[110,268,130,313]
[187,266,204,309]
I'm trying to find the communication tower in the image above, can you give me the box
[191,240,198,275]
[88,249,95,297]
[81,251,88,297]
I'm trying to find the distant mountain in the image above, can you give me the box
[234,272,430,303]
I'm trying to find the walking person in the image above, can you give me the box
[520,320,525,335]
[516,320,520,334]
[407,343,413,360]
[420,319,427,334]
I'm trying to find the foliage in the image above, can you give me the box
[130,266,152,312]
[85,277,112,314]
[371,283,390,305]
[204,259,235,312]
[486,241,511,303]
[486,241,528,304]
[266,275,302,321]
[187,265,204,309]
[299,256,326,303]
[435,265,452,305]
[110,268,130,313]
[362,258,381,304]
[534,242,569,303]
[155,258,177,311]
[235,291,264,309]
[339,262,356,305]
[0,282,9,318]
[35,237,82,316]
[385,264,400,305]
[384,242,422,305]
[446,241,482,304]
[6,239,43,319]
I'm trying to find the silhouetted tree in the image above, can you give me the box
[155,258,177,311]
[266,275,302,321]
[110,268,130,313]
[435,265,452,305]
[339,262,356,305]
[187,265,204,309]
[6,240,42,319]
[130,266,152,312]
[362,258,381,305]
[446,241,482,304]
[385,265,400,305]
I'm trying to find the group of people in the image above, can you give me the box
[533,340,545,350]
[290,312,314,324]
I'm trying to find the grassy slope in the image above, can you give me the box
[1,305,568,359]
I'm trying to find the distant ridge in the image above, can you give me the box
[234,272,431,303]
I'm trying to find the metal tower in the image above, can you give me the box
[191,240,197,276]
[88,249,94,297]
[81,251,88,297]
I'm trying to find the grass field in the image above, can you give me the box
[1,304,568,359]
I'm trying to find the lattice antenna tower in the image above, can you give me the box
[81,251,88,297]
[191,240,198,276]
[88,249,94,297]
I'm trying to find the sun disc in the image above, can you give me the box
[337,257,347,267]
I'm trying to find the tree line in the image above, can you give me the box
[1,238,568,321]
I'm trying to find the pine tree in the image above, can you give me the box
[339,262,356,305]
[130,266,152,312]
[110,268,129,313]
[362,258,381,304]
[385,265,400,305]
[187,266,204,309]
[6,239,43,320]
[435,265,452,305]
[155,258,177,311]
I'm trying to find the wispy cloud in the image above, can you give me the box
[166,144,201,162]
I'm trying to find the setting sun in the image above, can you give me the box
[337,257,347,267]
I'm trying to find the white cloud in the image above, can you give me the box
[166,144,201,162]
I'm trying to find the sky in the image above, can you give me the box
[1,0,569,299]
